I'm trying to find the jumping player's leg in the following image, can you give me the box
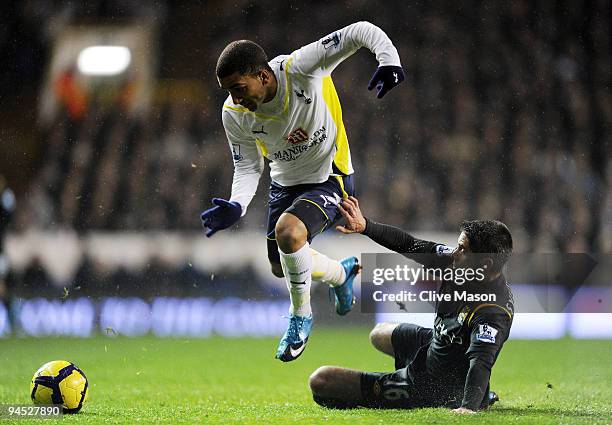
[269,249,348,286]
[267,175,358,311]
[275,212,312,317]
[275,211,351,293]
[310,248,348,286]
[284,175,359,315]
[266,181,346,286]
[275,209,360,315]
[269,176,359,361]
[272,211,317,361]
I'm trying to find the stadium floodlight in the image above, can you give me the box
[77,45,131,76]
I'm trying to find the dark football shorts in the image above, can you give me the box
[391,322,433,370]
[360,323,435,409]
[266,174,354,264]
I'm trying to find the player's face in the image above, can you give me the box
[453,232,495,277]
[218,71,267,111]
[451,232,471,268]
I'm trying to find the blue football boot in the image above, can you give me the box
[275,314,313,362]
[332,256,360,316]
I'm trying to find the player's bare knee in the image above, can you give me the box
[275,214,307,253]
[309,366,334,395]
[369,323,396,355]
[369,325,383,349]
[270,263,284,278]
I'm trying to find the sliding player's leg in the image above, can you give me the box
[308,366,364,408]
[369,322,400,357]
[374,322,434,370]
[309,365,426,409]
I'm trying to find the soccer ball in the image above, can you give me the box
[30,360,89,413]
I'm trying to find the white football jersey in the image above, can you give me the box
[221,21,401,214]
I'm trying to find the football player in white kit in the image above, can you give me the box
[201,21,404,361]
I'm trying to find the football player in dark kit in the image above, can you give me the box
[309,196,514,414]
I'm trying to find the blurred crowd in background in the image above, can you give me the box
[1,0,610,255]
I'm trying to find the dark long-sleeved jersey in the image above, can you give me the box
[363,218,514,410]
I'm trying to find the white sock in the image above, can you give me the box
[279,242,312,317]
[310,249,346,287]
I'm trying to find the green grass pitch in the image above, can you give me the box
[1,328,611,424]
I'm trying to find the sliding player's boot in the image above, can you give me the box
[488,391,499,406]
[275,314,313,362]
[332,256,359,315]
[478,390,499,410]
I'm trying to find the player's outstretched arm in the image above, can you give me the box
[336,196,450,266]
[460,308,512,411]
[200,111,263,237]
[291,22,405,98]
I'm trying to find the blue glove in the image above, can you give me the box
[200,198,242,237]
[368,65,405,99]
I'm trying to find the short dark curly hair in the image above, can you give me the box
[459,220,513,272]
[216,40,272,78]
